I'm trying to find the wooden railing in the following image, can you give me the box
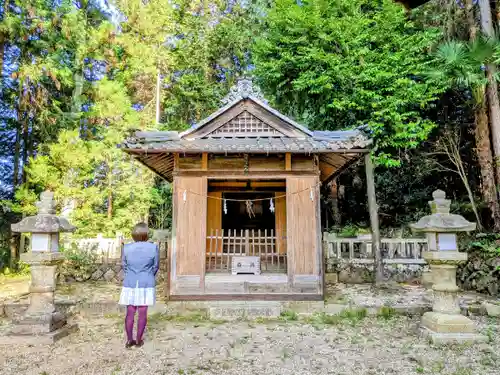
[323,233,427,264]
[206,229,287,273]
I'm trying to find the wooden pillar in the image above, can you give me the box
[364,153,383,284]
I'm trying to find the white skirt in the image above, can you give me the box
[119,282,156,306]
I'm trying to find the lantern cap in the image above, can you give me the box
[410,190,476,233]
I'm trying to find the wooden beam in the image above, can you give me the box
[176,170,319,178]
[251,181,286,188]
[321,155,362,185]
[201,152,208,170]
[174,153,179,171]
[209,181,285,188]
[209,181,247,188]
[364,153,383,285]
[285,153,292,171]
[168,294,323,301]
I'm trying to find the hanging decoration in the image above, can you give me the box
[245,200,255,218]
[183,190,187,203]
[310,186,314,201]
[269,198,275,213]
[223,199,227,215]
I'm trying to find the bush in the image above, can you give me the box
[59,243,98,282]
[458,234,500,297]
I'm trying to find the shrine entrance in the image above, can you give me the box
[206,179,287,273]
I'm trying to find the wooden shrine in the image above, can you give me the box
[121,78,374,301]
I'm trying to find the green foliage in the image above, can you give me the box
[149,181,173,230]
[253,0,448,164]
[336,224,360,238]
[279,310,299,321]
[5,0,257,237]
[467,235,500,271]
[59,243,98,282]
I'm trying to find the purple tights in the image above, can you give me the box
[125,305,148,342]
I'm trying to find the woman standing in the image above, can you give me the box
[119,222,160,348]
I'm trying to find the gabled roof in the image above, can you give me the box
[119,78,372,183]
[121,78,372,154]
[180,94,313,139]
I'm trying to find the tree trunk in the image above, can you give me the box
[479,0,500,203]
[21,118,29,183]
[12,124,20,187]
[364,154,383,285]
[467,0,500,230]
[475,101,500,230]
[466,0,477,39]
[9,234,18,270]
[107,188,113,219]
[329,180,341,227]
[485,70,500,194]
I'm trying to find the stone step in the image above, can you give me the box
[208,301,283,320]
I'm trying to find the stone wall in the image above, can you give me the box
[58,257,424,285]
[458,247,500,297]
[58,257,168,285]
[325,258,427,284]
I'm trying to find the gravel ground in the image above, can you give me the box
[1,314,498,375]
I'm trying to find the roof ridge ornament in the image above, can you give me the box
[221,77,268,105]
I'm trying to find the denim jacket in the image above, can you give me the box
[122,241,160,288]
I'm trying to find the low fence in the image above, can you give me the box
[63,232,428,284]
[206,229,287,274]
[72,234,126,263]
[323,233,428,283]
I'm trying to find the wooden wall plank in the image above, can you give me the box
[248,155,284,171]
[285,153,292,171]
[286,176,319,276]
[173,176,207,277]
[291,155,315,171]
[178,155,202,170]
[201,153,208,170]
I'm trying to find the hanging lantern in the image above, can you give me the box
[182,190,187,203]
[223,199,227,215]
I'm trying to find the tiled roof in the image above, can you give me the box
[121,128,372,154]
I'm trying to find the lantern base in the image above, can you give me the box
[10,311,67,335]
[420,327,488,345]
[420,312,487,344]
[0,324,78,346]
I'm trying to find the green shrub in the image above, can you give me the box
[59,243,98,282]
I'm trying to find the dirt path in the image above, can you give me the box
[0,314,498,375]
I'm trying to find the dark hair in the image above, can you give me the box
[132,222,149,242]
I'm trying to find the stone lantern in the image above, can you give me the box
[5,191,77,344]
[410,190,487,344]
